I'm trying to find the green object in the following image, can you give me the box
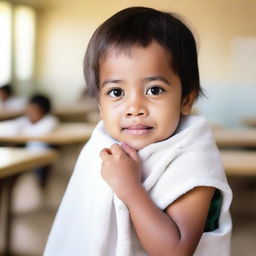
[204,189,222,232]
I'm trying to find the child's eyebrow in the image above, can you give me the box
[101,79,122,87]
[101,76,171,87]
[143,76,171,86]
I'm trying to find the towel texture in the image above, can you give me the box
[44,115,232,256]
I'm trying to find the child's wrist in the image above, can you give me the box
[119,183,146,205]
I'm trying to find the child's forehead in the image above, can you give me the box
[28,102,42,110]
[100,41,172,63]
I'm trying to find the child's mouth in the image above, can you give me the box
[122,125,153,135]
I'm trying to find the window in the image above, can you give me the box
[15,6,36,81]
[0,1,36,85]
[0,2,12,85]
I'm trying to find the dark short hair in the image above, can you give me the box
[0,84,12,96]
[84,6,202,99]
[29,94,51,114]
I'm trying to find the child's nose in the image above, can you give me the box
[125,95,148,117]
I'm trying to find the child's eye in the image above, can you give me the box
[108,88,124,97]
[146,86,165,95]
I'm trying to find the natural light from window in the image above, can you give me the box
[14,6,35,81]
[0,2,12,85]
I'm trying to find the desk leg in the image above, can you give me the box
[2,175,19,256]
[0,180,4,255]
[0,180,2,217]
[0,180,3,237]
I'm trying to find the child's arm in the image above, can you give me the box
[100,143,215,256]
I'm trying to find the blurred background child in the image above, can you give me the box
[0,84,27,111]
[0,94,59,187]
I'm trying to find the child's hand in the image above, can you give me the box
[100,142,142,202]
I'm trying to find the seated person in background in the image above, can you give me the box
[0,94,59,187]
[21,94,59,149]
[0,83,27,111]
[0,94,59,140]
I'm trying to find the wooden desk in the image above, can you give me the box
[0,122,95,145]
[0,148,58,256]
[214,128,256,148]
[242,117,256,128]
[53,102,98,122]
[0,110,24,121]
[221,150,256,176]
[0,148,58,178]
[0,103,99,122]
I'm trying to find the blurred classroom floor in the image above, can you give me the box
[0,148,256,256]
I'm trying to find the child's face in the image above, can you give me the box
[98,41,195,150]
[0,90,9,102]
[26,103,45,124]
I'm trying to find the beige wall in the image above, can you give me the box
[36,0,256,104]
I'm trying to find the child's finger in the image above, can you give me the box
[100,148,112,160]
[121,141,139,162]
[110,143,122,153]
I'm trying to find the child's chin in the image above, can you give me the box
[127,141,151,151]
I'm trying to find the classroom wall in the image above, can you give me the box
[36,0,256,125]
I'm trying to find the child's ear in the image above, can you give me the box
[180,90,197,115]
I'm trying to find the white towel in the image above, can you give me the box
[44,115,232,256]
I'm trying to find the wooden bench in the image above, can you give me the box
[220,150,256,176]
[214,128,256,148]
[0,122,95,145]
[0,147,58,256]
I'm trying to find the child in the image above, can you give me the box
[0,94,58,142]
[0,94,59,187]
[0,84,26,111]
[44,7,232,256]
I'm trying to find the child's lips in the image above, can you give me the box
[122,125,153,135]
